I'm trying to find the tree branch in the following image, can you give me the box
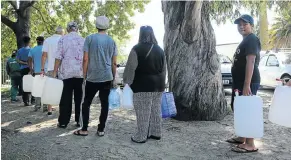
[1,15,16,31]
[20,1,36,10]
[7,1,17,11]
[31,6,52,35]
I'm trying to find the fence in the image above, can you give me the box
[1,59,11,88]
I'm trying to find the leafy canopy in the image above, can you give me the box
[1,0,149,60]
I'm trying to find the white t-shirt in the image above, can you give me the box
[42,34,62,71]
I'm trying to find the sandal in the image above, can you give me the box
[226,138,244,144]
[74,130,88,136]
[97,131,105,137]
[231,145,258,153]
[131,137,146,143]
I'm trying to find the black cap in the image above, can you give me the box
[234,14,254,25]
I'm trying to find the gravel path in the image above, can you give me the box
[1,89,291,160]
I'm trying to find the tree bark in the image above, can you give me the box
[162,1,227,121]
[1,1,35,49]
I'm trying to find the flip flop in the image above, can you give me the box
[148,135,161,140]
[74,130,88,136]
[231,145,258,153]
[226,138,244,144]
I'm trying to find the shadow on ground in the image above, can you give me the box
[1,88,291,160]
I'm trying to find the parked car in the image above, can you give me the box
[115,62,169,89]
[117,55,234,87]
[219,54,233,86]
[259,51,291,88]
[115,63,126,86]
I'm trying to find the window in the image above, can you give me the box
[277,53,291,65]
[259,56,268,66]
[266,55,279,66]
[219,55,232,64]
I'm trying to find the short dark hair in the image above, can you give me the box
[23,36,31,44]
[36,36,44,45]
[97,28,106,32]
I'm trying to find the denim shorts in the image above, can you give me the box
[230,83,260,111]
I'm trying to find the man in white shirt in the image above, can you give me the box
[41,26,64,115]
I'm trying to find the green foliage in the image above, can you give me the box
[270,3,291,48]
[1,24,17,59]
[1,0,149,59]
[209,1,241,25]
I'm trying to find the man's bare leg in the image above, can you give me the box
[237,138,257,150]
[48,105,52,115]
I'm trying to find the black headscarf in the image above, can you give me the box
[138,26,158,45]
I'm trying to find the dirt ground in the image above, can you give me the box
[1,88,291,160]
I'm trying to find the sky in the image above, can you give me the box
[124,0,278,55]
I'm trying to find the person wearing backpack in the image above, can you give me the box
[6,50,22,102]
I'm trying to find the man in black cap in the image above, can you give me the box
[227,14,261,153]
[6,50,21,102]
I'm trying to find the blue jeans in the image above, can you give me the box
[231,83,260,111]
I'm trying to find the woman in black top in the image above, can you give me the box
[123,26,166,143]
[227,15,261,153]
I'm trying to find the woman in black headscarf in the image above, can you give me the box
[123,26,166,143]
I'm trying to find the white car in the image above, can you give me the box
[219,54,233,86]
[115,63,169,89]
[116,55,234,87]
[115,64,125,85]
[259,52,291,88]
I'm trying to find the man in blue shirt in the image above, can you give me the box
[17,36,35,106]
[28,36,45,111]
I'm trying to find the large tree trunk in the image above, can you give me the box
[1,1,34,49]
[259,1,269,50]
[15,8,32,49]
[162,1,227,121]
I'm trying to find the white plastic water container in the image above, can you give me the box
[31,75,47,97]
[268,86,291,128]
[234,95,264,138]
[23,75,34,92]
[41,77,63,105]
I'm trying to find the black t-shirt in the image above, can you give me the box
[231,33,261,84]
